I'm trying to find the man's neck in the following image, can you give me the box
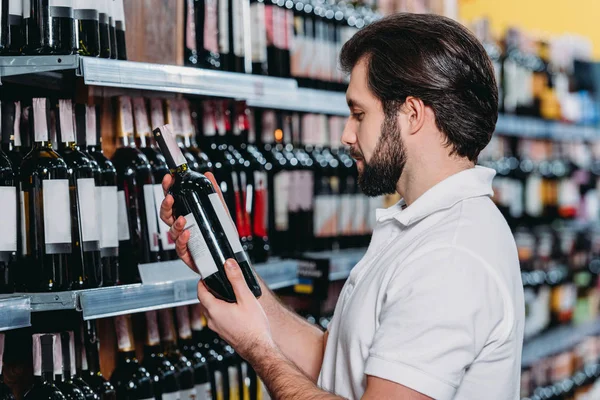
[397,156,475,206]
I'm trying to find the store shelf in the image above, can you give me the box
[521,319,600,367]
[0,295,31,331]
[247,87,350,116]
[303,248,366,281]
[496,114,600,141]
[0,55,79,78]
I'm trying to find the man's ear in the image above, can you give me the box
[402,96,426,135]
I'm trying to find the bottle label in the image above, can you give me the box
[287,171,299,213]
[153,183,175,250]
[33,98,49,142]
[117,190,131,241]
[80,337,88,370]
[525,175,543,217]
[32,334,42,376]
[162,393,180,400]
[58,100,75,143]
[53,333,62,376]
[43,180,72,253]
[232,0,244,57]
[158,309,176,341]
[20,190,27,255]
[77,178,101,250]
[215,371,224,400]
[180,388,197,400]
[250,2,266,63]
[264,5,274,47]
[183,212,219,279]
[298,171,313,212]
[273,171,289,231]
[231,172,247,238]
[290,16,304,78]
[190,303,205,331]
[150,99,165,129]
[241,362,249,400]
[179,101,194,138]
[176,307,192,339]
[0,187,17,252]
[119,97,134,137]
[208,193,244,254]
[339,193,353,236]
[204,0,219,53]
[114,315,133,351]
[85,105,97,146]
[99,186,119,251]
[313,194,334,238]
[218,0,230,53]
[186,0,197,52]
[0,334,4,374]
[9,0,23,16]
[228,366,239,400]
[352,195,367,235]
[113,0,125,27]
[145,310,161,346]
[252,171,268,238]
[196,382,213,400]
[133,98,151,137]
[283,9,293,52]
[143,184,160,252]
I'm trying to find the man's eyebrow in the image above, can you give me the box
[346,97,365,109]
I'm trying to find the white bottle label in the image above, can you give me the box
[215,371,224,400]
[153,183,175,250]
[195,382,212,400]
[228,366,239,399]
[143,184,160,252]
[176,307,192,339]
[525,175,543,217]
[0,187,17,252]
[273,171,289,231]
[100,186,119,249]
[183,212,218,279]
[53,334,62,376]
[250,2,266,63]
[352,195,367,235]
[20,190,27,255]
[145,310,161,346]
[43,180,72,252]
[232,0,244,57]
[86,105,97,146]
[117,190,130,241]
[9,0,22,16]
[161,392,180,400]
[338,193,353,236]
[77,178,100,244]
[180,388,197,400]
[208,193,244,254]
[114,315,132,351]
[204,0,219,53]
[218,0,230,53]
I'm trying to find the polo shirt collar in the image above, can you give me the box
[375,166,496,226]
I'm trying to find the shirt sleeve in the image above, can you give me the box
[364,246,507,400]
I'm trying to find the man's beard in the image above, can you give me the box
[350,110,406,197]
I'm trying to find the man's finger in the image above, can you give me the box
[175,229,190,257]
[162,174,174,195]
[160,194,175,226]
[170,215,186,241]
[223,258,252,303]
[197,278,217,309]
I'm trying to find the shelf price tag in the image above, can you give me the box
[294,257,330,300]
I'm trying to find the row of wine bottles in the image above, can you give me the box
[521,335,600,399]
[0,0,127,59]
[184,0,377,90]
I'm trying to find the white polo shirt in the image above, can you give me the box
[318,166,525,400]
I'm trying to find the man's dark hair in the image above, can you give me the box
[340,13,498,162]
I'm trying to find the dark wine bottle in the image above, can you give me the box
[265,2,281,77]
[249,0,267,75]
[133,98,175,262]
[69,329,99,400]
[81,321,116,400]
[23,0,76,55]
[175,306,212,400]
[157,309,197,400]
[81,105,119,286]
[21,98,71,292]
[57,332,87,400]
[110,315,154,399]
[97,0,110,58]
[230,0,249,73]
[0,334,15,400]
[111,96,158,284]
[112,0,125,59]
[107,0,116,59]
[217,0,231,71]
[141,311,180,400]
[176,99,213,173]
[184,0,198,66]
[56,99,102,289]
[154,124,261,302]
[165,100,205,174]
[25,334,68,400]
[194,0,220,69]
[0,0,23,55]
[74,0,100,57]
[0,104,16,294]
[190,304,222,400]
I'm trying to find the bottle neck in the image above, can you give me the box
[170,163,190,178]
[136,133,149,148]
[60,141,79,152]
[117,134,136,148]
[117,350,138,364]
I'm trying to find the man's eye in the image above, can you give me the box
[352,112,364,121]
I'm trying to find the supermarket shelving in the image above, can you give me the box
[0,295,31,332]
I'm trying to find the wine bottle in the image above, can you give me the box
[69,329,99,400]
[112,0,125,59]
[134,98,176,262]
[82,105,119,286]
[0,334,15,400]
[154,124,261,302]
[0,104,16,294]
[97,0,110,58]
[57,332,87,400]
[265,2,281,77]
[107,0,117,59]
[111,96,158,284]
[23,0,76,55]
[141,311,180,400]
[157,309,197,400]
[190,304,221,400]
[21,98,71,292]
[165,100,203,174]
[194,0,220,69]
[0,0,23,55]
[25,334,67,400]
[74,0,100,57]
[56,99,102,289]
[249,0,267,75]
[110,315,154,399]
[177,99,213,174]
[230,0,249,73]
[280,4,292,78]
[184,0,198,66]
[175,306,212,400]
[81,321,116,400]
[217,0,231,71]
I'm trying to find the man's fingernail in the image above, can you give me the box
[225,259,237,270]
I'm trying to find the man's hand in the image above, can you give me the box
[198,258,275,361]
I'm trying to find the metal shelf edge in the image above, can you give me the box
[0,295,31,331]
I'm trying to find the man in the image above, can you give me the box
[161,13,524,400]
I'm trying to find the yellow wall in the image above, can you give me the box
[459,0,600,58]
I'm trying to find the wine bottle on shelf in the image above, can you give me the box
[141,311,180,400]
[217,0,231,72]
[110,315,154,399]
[265,2,281,77]
[23,0,76,55]
[230,0,249,73]
[280,3,293,79]
[154,124,262,302]
[82,105,119,286]
[177,99,213,173]
[81,321,116,400]
[56,99,102,289]
[157,309,197,400]
[57,332,87,400]
[21,98,71,292]
[111,96,158,284]
[0,106,16,294]
[184,0,198,66]
[190,304,222,400]
[74,0,100,57]
[249,0,267,75]
[69,330,99,400]
[107,0,117,59]
[112,0,125,59]
[25,334,67,400]
[175,306,212,400]
[134,98,176,262]
[193,0,220,69]
[0,334,15,400]
[165,100,208,175]
[97,0,110,58]
[0,0,23,55]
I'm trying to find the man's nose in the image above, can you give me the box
[341,118,356,147]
